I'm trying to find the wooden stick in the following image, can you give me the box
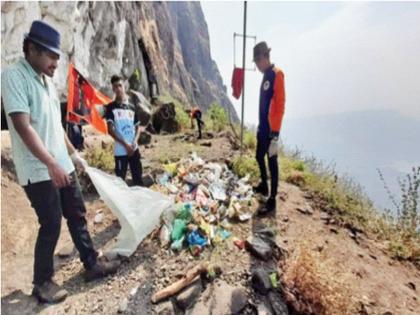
[151,262,209,304]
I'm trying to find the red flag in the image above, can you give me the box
[67,63,112,134]
[231,67,244,99]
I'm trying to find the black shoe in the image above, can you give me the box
[32,280,68,304]
[253,182,269,196]
[257,197,276,216]
[84,259,121,282]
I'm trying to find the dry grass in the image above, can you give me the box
[285,170,306,187]
[278,150,420,265]
[283,241,355,315]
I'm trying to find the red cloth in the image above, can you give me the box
[231,67,244,99]
[67,63,112,134]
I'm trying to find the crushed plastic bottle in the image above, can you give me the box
[171,219,187,241]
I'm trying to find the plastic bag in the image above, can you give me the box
[209,181,227,201]
[187,230,207,247]
[184,173,200,186]
[171,219,187,241]
[86,167,173,257]
[190,152,205,167]
[158,172,171,186]
[176,203,193,221]
[159,208,176,247]
[163,163,177,176]
[159,225,172,248]
[171,235,185,251]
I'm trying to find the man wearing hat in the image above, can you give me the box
[1,20,120,304]
[252,41,285,215]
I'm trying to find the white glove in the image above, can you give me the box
[268,137,279,158]
[71,151,88,172]
[132,141,139,151]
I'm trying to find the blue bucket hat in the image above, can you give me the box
[24,20,61,56]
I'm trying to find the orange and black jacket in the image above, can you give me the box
[190,107,202,120]
[258,64,285,138]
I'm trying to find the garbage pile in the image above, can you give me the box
[154,152,255,256]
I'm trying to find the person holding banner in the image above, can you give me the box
[1,20,120,304]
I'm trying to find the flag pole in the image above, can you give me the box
[66,65,70,135]
[240,1,247,155]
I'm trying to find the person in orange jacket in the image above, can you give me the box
[189,106,204,139]
[252,42,285,215]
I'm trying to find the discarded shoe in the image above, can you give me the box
[257,197,276,216]
[253,182,269,196]
[32,280,68,304]
[84,259,121,282]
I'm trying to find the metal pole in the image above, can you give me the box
[240,1,247,155]
[233,33,236,68]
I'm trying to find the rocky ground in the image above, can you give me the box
[1,130,420,315]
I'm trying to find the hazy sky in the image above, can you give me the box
[201,1,420,125]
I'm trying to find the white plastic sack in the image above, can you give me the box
[86,167,174,257]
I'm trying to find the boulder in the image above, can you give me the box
[267,290,289,315]
[257,302,274,315]
[251,268,272,295]
[129,90,152,126]
[156,300,175,315]
[211,281,236,315]
[56,244,74,258]
[141,174,155,188]
[174,278,202,310]
[231,287,248,314]
[188,280,237,315]
[152,102,179,134]
[138,131,152,145]
[245,236,273,261]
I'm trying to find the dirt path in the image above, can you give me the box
[1,130,419,314]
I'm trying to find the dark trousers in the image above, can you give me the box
[193,111,204,139]
[67,123,84,151]
[256,133,279,198]
[196,118,204,139]
[115,149,143,186]
[23,172,98,285]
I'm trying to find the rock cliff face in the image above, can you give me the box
[1,1,237,119]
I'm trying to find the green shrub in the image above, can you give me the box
[85,146,114,172]
[203,115,214,132]
[175,103,190,130]
[204,102,228,132]
[379,167,420,234]
[378,167,420,262]
[280,156,306,179]
[243,129,257,150]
